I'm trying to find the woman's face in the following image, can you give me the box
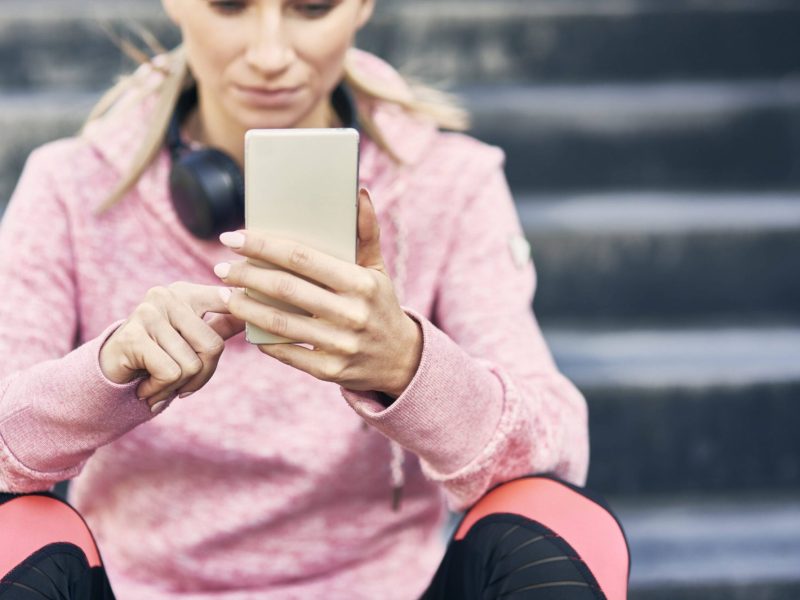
[162,0,374,132]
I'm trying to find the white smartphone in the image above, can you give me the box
[243,128,360,344]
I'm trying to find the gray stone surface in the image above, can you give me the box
[2,0,800,91]
[544,327,800,493]
[517,192,800,322]
[545,325,800,389]
[464,80,800,190]
[617,495,800,598]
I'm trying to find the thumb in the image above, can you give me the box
[207,313,246,340]
[357,187,386,271]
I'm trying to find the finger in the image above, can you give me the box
[140,320,206,403]
[218,230,358,293]
[133,336,184,404]
[259,343,343,383]
[206,311,246,340]
[214,261,353,322]
[168,282,233,317]
[356,187,386,271]
[226,289,333,348]
[164,301,227,397]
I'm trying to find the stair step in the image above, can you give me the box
[543,325,800,494]
[546,325,800,389]
[461,80,800,190]
[3,0,800,89]
[0,92,94,208]
[368,0,800,84]
[517,191,800,322]
[617,495,800,598]
[3,79,800,201]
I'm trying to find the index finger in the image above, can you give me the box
[168,282,234,316]
[219,231,358,292]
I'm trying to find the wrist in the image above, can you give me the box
[381,315,423,399]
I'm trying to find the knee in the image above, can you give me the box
[0,493,102,577]
[455,475,630,600]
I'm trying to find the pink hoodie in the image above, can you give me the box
[0,50,588,599]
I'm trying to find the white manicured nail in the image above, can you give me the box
[219,232,245,249]
[214,262,231,278]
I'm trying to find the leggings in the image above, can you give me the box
[0,475,629,600]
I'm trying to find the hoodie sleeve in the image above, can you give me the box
[0,144,154,493]
[342,148,589,511]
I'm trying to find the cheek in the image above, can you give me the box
[293,17,360,81]
[181,18,242,87]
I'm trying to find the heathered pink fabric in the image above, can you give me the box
[0,50,588,599]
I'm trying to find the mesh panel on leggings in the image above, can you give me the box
[421,514,605,600]
[0,542,115,600]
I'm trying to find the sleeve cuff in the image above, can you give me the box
[340,308,505,475]
[0,321,153,475]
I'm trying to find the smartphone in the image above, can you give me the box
[243,128,360,344]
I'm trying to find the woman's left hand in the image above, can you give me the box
[214,188,422,399]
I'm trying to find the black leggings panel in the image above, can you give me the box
[420,513,605,600]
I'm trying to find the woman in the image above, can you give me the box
[0,0,628,598]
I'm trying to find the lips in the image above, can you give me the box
[234,83,304,108]
[238,84,300,94]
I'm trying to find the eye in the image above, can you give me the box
[208,0,248,15]
[294,1,335,18]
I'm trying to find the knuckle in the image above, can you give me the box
[321,359,346,381]
[161,365,183,383]
[202,335,225,356]
[289,245,311,269]
[274,273,297,300]
[270,312,288,336]
[185,357,203,376]
[355,276,378,298]
[347,307,370,331]
[146,286,171,304]
[333,336,359,357]
[136,302,162,326]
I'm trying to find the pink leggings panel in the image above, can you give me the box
[455,476,629,600]
[0,494,102,577]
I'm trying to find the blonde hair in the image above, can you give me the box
[85,31,470,214]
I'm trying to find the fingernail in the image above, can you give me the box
[219,231,245,249]
[360,187,372,202]
[214,262,231,278]
[218,287,232,304]
[178,391,194,399]
[150,400,169,415]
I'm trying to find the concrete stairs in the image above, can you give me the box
[1,0,799,597]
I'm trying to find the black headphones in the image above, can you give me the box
[167,83,359,240]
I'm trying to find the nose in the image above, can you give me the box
[244,8,294,77]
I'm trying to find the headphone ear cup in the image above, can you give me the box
[169,149,244,240]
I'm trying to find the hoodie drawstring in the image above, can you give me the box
[386,179,409,512]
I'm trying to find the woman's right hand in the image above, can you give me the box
[99,283,244,412]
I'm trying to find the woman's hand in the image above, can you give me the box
[215,189,422,399]
[99,282,245,412]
